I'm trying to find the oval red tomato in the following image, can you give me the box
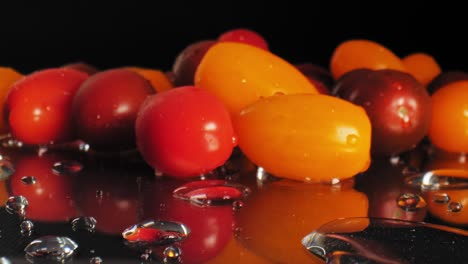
[4,68,88,145]
[72,68,154,152]
[135,86,236,178]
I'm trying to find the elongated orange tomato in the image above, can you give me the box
[194,42,319,115]
[402,52,441,86]
[330,39,406,80]
[233,94,371,182]
[428,81,468,153]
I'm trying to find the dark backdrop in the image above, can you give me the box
[0,1,466,74]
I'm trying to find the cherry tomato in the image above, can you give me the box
[195,42,319,115]
[135,86,236,177]
[0,67,23,134]
[172,40,216,87]
[4,68,88,145]
[233,93,371,182]
[402,52,441,86]
[330,39,406,80]
[7,151,79,222]
[217,28,269,50]
[428,80,468,153]
[143,177,234,264]
[72,68,154,152]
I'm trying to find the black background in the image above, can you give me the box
[0,1,466,74]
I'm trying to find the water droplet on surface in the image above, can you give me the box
[0,257,12,264]
[78,142,90,152]
[163,246,181,263]
[24,236,78,263]
[448,202,463,213]
[302,217,468,264]
[0,160,14,181]
[232,200,244,211]
[346,134,358,145]
[21,176,37,185]
[90,256,103,264]
[1,138,23,148]
[432,193,451,204]
[6,195,28,217]
[52,160,83,175]
[71,216,97,233]
[96,190,104,199]
[155,169,164,177]
[122,219,190,246]
[37,145,48,156]
[405,169,468,191]
[20,219,34,235]
[389,155,401,166]
[140,252,151,262]
[397,193,426,211]
[173,179,251,206]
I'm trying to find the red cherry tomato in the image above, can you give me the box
[218,28,269,50]
[72,68,154,152]
[135,86,237,177]
[7,151,79,222]
[4,68,88,145]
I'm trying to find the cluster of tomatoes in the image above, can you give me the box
[0,27,466,184]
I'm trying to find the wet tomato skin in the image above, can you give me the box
[428,81,468,153]
[233,93,371,182]
[72,68,154,152]
[334,69,432,156]
[5,68,88,145]
[135,86,236,178]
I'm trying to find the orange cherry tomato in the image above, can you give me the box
[0,67,23,133]
[126,66,174,93]
[402,52,441,86]
[195,42,319,115]
[236,178,368,263]
[233,94,371,182]
[330,39,406,80]
[428,81,468,153]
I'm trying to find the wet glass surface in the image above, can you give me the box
[1,140,468,263]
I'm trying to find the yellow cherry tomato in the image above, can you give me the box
[194,42,319,115]
[402,52,441,86]
[330,39,406,80]
[428,81,468,153]
[0,67,23,133]
[126,66,173,93]
[233,93,371,182]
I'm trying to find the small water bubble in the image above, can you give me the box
[459,153,467,163]
[96,190,104,199]
[79,142,90,152]
[397,193,426,211]
[2,138,23,148]
[0,257,11,264]
[37,145,48,156]
[71,216,97,233]
[232,200,244,211]
[6,195,28,217]
[155,169,164,177]
[432,193,451,204]
[173,179,251,207]
[90,256,103,264]
[140,253,151,262]
[448,202,463,213]
[24,236,78,262]
[390,155,402,166]
[163,246,181,263]
[0,160,14,181]
[21,176,37,185]
[52,160,83,176]
[20,220,34,236]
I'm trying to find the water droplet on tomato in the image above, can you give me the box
[71,216,97,233]
[90,256,103,264]
[432,193,450,204]
[0,160,14,181]
[397,193,426,211]
[6,195,28,217]
[24,236,78,262]
[52,160,83,176]
[346,134,358,145]
[122,220,190,246]
[21,176,37,185]
[448,202,463,213]
[20,219,34,236]
[173,179,251,206]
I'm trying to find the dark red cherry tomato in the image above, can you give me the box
[135,86,236,178]
[5,68,88,145]
[218,28,269,50]
[7,151,79,222]
[72,68,154,152]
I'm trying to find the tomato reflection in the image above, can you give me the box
[235,176,368,263]
[143,177,234,264]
